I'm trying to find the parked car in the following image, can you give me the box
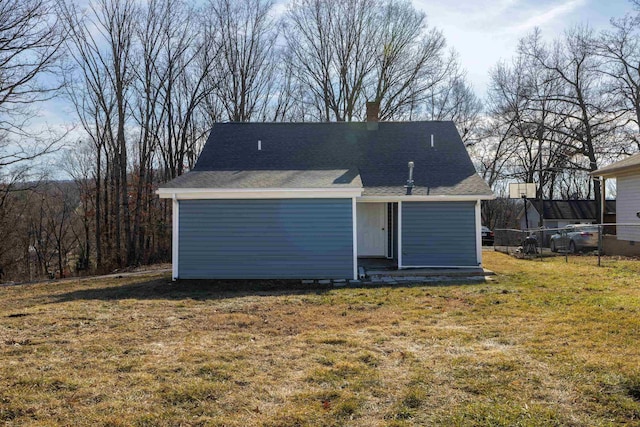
[549,225,599,253]
[481,226,494,246]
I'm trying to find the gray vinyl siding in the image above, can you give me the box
[401,202,478,267]
[617,175,640,241]
[178,199,353,279]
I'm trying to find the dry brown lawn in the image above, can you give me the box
[1,252,639,426]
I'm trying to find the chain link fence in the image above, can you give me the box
[492,223,640,266]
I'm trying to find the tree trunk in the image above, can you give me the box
[95,148,102,269]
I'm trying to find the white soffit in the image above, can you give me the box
[157,187,363,199]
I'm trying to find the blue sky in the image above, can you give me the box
[411,0,636,94]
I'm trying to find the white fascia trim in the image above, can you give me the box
[398,201,403,269]
[358,195,495,202]
[475,200,483,267]
[157,187,363,199]
[592,167,640,179]
[172,197,179,280]
[352,197,358,280]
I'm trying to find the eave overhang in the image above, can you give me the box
[156,187,363,200]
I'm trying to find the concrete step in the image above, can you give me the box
[365,268,494,278]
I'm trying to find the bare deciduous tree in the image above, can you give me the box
[424,71,483,144]
[0,0,63,135]
[207,0,278,122]
[43,183,75,278]
[283,0,468,124]
[61,141,96,272]
[520,27,626,209]
[284,0,363,121]
[597,14,640,151]
[60,0,136,267]
[371,0,453,121]
[0,0,64,278]
[155,3,219,178]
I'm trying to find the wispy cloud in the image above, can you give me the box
[412,0,520,25]
[507,0,587,32]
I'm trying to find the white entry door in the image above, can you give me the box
[357,203,387,257]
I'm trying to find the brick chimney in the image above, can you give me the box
[366,101,380,122]
[366,101,380,130]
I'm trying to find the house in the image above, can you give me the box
[518,199,616,245]
[592,153,640,254]
[518,199,616,230]
[157,107,494,280]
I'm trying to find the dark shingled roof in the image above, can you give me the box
[162,121,492,197]
[529,200,616,220]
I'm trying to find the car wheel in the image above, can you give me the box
[550,241,556,252]
[569,241,576,254]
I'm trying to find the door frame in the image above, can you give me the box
[356,202,389,258]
